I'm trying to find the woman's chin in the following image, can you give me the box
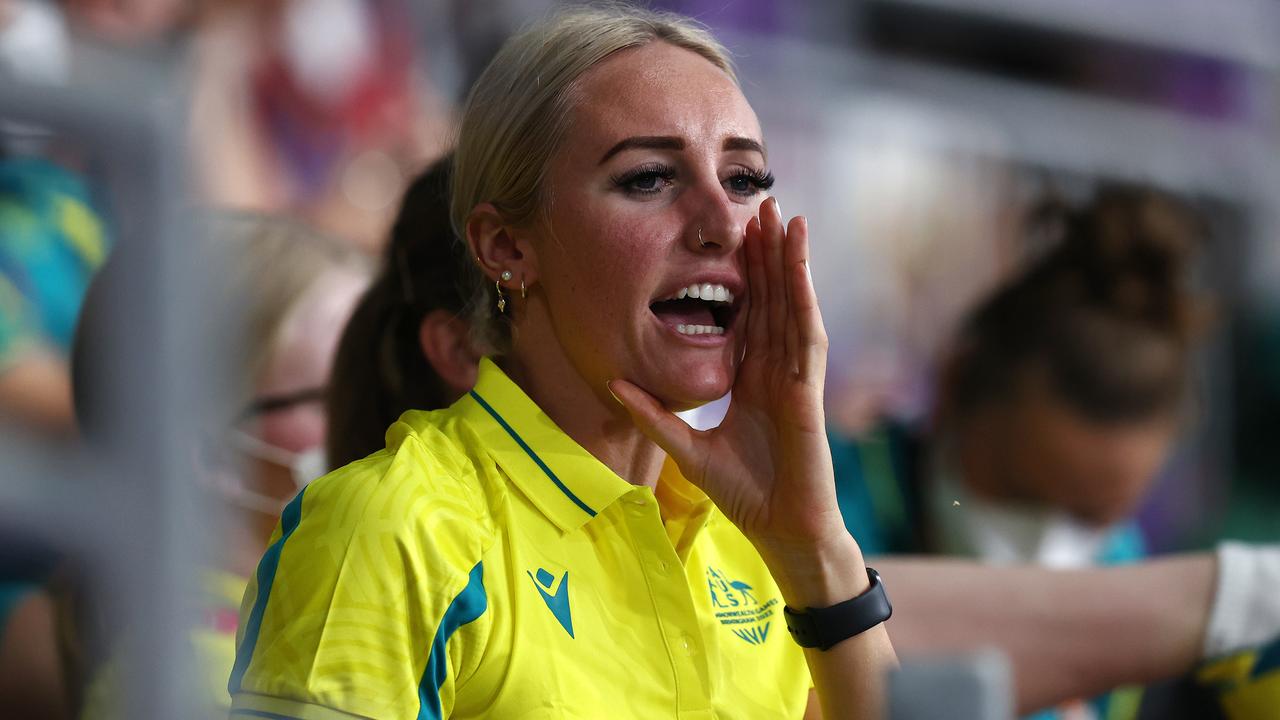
[650,365,734,412]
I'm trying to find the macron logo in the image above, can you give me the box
[528,568,575,639]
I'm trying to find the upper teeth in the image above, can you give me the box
[671,283,733,303]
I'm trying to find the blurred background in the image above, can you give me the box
[1,0,1278,717]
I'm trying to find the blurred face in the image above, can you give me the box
[961,377,1178,526]
[237,266,367,506]
[253,267,368,452]
[528,41,770,409]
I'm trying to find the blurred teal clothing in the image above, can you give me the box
[0,157,109,369]
[0,157,108,633]
[830,423,922,557]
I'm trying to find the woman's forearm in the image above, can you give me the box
[875,553,1215,714]
[763,533,898,720]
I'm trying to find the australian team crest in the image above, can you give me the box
[706,566,779,645]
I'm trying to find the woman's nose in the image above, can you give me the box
[683,187,749,255]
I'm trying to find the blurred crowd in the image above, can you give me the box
[2,1,1279,719]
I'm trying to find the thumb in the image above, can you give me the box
[608,379,703,465]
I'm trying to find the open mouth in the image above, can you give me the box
[649,283,738,337]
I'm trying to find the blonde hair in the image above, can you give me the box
[213,212,372,412]
[451,3,736,354]
[72,211,372,436]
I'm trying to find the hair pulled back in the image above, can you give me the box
[326,157,470,468]
[947,185,1207,425]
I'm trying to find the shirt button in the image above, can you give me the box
[679,634,696,654]
[652,559,670,575]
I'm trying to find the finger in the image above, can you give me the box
[782,214,806,365]
[744,215,768,353]
[762,197,787,356]
[608,379,703,467]
[783,222,801,368]
[785,217,828,382]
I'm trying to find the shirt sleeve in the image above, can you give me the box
[228,437,494,720]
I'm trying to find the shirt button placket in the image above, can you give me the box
[623,491,712,714]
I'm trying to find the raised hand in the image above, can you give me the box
[609,196,846,552]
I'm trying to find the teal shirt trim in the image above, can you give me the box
[418,561,488,720]
[228,489,307,695]
[469,390,597,517]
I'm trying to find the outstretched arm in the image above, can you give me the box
[877,553,1215,715]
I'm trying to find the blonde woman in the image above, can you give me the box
[229,6,894,719]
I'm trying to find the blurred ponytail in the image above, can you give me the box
[326,155,470,468]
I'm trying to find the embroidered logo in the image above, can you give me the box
[707,565,777,645]
[528,568,575,639]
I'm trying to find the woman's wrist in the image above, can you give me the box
[757,530,871,608]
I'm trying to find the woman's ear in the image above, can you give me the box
[465,203,540,287]
[418,310,480,401]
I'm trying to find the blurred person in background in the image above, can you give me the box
[66,212,370,718]
[832,186,1213,719]
[0,155,105,720]
[0,62,111,717]
[0,0,133,438]
[832,187,1206,563]
[929,187,1204,569]
[190,0,453,251]
[0,156,107,436]
[929,186,1206,720]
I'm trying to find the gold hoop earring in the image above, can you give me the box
[521,277,527,299]
[495,280,507,313]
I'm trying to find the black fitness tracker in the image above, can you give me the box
[783,567,892,651]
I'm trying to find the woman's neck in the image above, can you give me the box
[502,345,668,489]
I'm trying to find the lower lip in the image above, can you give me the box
[649,311,732,346]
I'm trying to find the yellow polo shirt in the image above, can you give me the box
[229,358,812,719]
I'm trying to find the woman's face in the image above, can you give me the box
[962,377,1178,526]
[254,267,369,453]
[529,41,769,409]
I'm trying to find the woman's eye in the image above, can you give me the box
[612,165,676,196]
[724,169,775,197]
[631,173,663,191]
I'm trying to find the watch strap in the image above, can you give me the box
[783,567,892,651]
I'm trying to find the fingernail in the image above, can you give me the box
[772,196,782,216]
[607,381,623,406]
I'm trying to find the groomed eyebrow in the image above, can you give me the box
[597,135,768,165]
[724,137,766,159]
[598,136,684,165]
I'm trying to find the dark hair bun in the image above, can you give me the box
[1047,185,1202,344]
[948,184,1209,424]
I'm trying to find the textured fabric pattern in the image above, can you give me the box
[230,358,811,719]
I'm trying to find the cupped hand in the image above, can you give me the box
[609,197,845,550]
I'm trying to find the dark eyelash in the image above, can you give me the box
[610,162,676,189]
[730,167,775,191]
